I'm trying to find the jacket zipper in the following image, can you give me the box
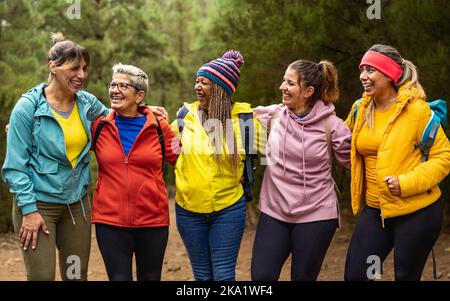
[43,112,79,223]
[125,157,130,225]
[112,118,152,226]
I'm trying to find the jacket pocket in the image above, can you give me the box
[135,178,166,225]
[29,157,62,194]
[79,155,92,187]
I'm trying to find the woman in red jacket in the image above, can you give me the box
[91,63,178,281]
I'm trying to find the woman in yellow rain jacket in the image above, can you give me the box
[171,50,263,281]
[344,44,450,281]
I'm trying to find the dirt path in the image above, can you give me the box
[1,199,449,281]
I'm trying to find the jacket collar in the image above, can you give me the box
[355,81,419,132]
[30,83,92,118]
[103,105,158,128]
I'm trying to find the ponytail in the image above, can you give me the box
[47,32,90,83]
[318,60,339,104]
[288,59,340,106]
[397,59,426,100]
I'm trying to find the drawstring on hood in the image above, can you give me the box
[300,124,306,201]
[278,100,337,202]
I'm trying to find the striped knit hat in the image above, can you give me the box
[196,50,245,95]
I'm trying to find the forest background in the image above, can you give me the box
[0,0,449,232]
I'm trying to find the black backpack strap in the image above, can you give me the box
[92,121,106,153]
[238,112,257,202]
[176,105,189,133]
[154,115,165,172]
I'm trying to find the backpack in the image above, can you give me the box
[176,105,258,202]
[352,98,447,162]
[92,113,166,171]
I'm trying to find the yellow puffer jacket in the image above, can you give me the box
[171,101,264,213]
[345,84,450,222]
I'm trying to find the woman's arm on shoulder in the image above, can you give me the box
[159,118,180,166]
[331,116,352,170]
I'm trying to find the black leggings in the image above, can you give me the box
[251,212,338,281]
[95,223,168,281]
[344,199,443,281]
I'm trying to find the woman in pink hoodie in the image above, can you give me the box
[251,60,351,281]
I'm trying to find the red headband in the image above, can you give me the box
[359,51,403,84]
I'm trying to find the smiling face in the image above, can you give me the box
[279,68,314,113]
[359,65,394,100]
[50,57,88,94]
[109,73,144,116]
[194,76,213,109]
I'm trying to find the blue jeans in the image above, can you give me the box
[175,196,246,281]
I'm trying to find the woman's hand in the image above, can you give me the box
[148,106,168,120]
[19,212,49,251]
[384,176,401,196]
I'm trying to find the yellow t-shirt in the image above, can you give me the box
[356,104,396,208]
[51,102,88,168]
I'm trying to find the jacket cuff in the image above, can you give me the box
[20,203,38,215]
[397,174,411,198]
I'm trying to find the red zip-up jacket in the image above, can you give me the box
[91,106,179,227]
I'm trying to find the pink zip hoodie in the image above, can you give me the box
[253,100,351,224]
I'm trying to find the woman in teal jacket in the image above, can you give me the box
[1,33,109,280]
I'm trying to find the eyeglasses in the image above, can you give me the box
[106,82,140,92]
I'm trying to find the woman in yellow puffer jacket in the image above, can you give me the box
[344,44,450,281]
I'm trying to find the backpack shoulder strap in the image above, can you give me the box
[352,98,363,125]
[92,120,106,153]
[238,112,256,202]
[176,105,189,133]
[154,115,165,172]
[415,110,440,162]
[238,112,256,156]
[414,99,447,162]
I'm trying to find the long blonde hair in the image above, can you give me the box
[363,44,426,128]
